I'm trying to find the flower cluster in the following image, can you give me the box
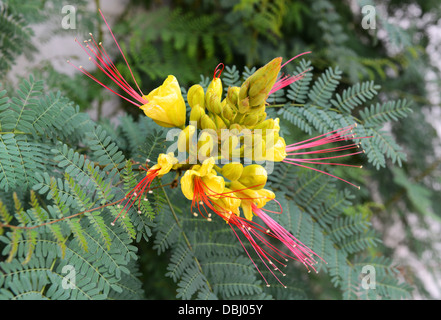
[72,10,370,287]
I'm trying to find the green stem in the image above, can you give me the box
[161,185,213,293]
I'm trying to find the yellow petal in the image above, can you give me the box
[254,188,275,208]
[198,157,215,177]
[155,152,178,176]
[241,200,253,221]
[180,169,198,200]
[212,187,241,217]
[264,137,287,162]
[221,163,243,181]
[238,164,267,189]
[141,75,186,128]
[202,173,225,198]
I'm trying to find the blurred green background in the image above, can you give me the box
[1,0,441,299]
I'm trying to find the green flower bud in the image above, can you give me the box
[187,84,205,109]
[238,97,250,114]
[239,78,250,102]
[256,112,267,124]
[241,57,282,107]
[238,164,267,190]
[222,162,243,181]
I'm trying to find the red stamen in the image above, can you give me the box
[284,124,373,188]
[213,63,225,79]
[69,10,148,108]
[111,168,159,225]
[269,51,312,96]
[98,9,144,97]
[188,176,324,287]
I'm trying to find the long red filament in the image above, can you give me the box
[190,176,324,287]
[69,9,148,108]
[111,169,159,225]
[284,124,373,188]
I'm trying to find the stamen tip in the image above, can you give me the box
[110,222,115,226]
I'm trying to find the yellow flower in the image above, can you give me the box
[263,136,287,162]
[149,152,179,176]
[211,187,241,220]
[230,181,275,221]
[180,157,225,200]
[141,75,186,128]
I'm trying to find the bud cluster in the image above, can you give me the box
[179,58,286,165]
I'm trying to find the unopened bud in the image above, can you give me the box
[226,86,240,108]
[239,79,250,102]
[229,123,242,134]
[254,118,275,130]
[238,97,250,114]
[178,125,196,153]
[207,77,223,99]
[189,104,205,123]
[238,164,268,190]
[214,114,228,129]
[222,103,234,120]
[222,162,243,181]
[248,103,266,115]
[201,114,217,130]
[206,89,223,114]
[243,113,259,127]
[187,84,205,109]
[197,131,215,158]
[243,57,282,107]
